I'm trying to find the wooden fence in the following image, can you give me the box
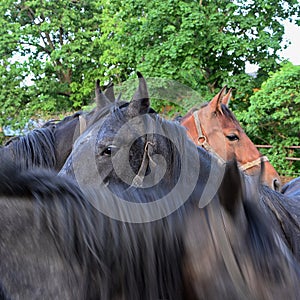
[255,145,299,179]
[255,145,300,162]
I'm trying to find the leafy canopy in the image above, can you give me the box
[100,0,299,98]
[238,62,300,175]
[0,0,106,129]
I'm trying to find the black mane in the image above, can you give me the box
[259,185,300,258]
[3,126,56,170]
[1,111,83,172]
[0,162,189,299]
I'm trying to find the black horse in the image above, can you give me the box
[1,157,299,299]
[0,80,114,172]
[59,73,213,214]
[282,177,300,200]
[59,73,300,293]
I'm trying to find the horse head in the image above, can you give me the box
[180,87,282,191]
[61,74,193,193]
[59,73,221,221]
[52,80,119,171]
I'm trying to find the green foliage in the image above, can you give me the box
[100,0,299,101]
[99,0,300,120]
[238,62,300,176]
[113,76,205,117]
[0,0,109,127]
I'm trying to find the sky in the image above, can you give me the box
[280,20,300,65]
[246,20,300,73]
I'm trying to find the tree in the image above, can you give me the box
[100,0,300,100]
[0,0,299,136]
[238,62,300,176]
[0,0,108,131]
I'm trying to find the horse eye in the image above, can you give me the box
[226,134,239,141]
[101,146,117,156]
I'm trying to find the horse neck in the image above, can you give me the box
[260,186,300,260]
[4,128,56,170]
[54,116,81,171]
[0,146,13,166]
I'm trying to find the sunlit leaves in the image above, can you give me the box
[0,0,108,130]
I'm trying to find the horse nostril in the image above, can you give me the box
[273,179,281,192]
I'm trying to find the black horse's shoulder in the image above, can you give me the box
[0,160,76,198]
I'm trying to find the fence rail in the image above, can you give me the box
[255,145,300,162]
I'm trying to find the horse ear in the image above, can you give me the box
[127,72,150,117]
[222,88,232,107]
[104,81,116,103]
[95,79,111,108]
[218,159,244,217]
[208,86,227,114]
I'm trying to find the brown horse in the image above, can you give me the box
[180,87,282,191]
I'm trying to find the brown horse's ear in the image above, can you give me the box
[208,86,227,114]
[104,81,116,103]
[222,88,232,107]
[127,72,150,117]
[95,79,111,108]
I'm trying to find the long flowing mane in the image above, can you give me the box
[0,161,191,299]
[259,185,300,258]
[3,126,56,169]
[1,112,82,171]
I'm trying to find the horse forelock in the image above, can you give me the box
[221,104,239,124]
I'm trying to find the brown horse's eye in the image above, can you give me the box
[226,134,239,141]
